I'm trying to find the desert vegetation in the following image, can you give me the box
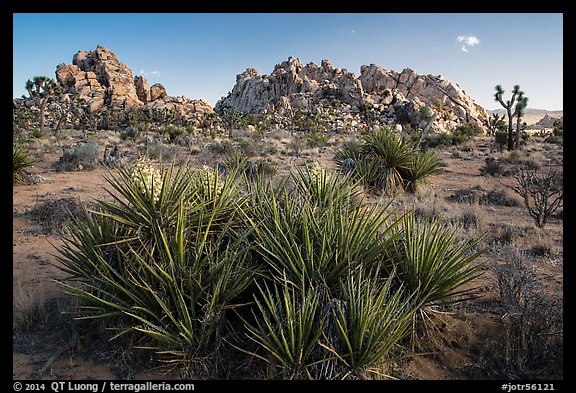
[13,67,563,381]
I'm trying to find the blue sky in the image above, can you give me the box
[13,13,563,110]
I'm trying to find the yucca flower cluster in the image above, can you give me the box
[130,158,163,203]
[306,161,332,196]
[194,165,224,199]
[308,161,330,184]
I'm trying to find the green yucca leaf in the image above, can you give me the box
[329,268,416,374]
[389,212,487,308]
[241,279,326,375]
[399,150,440,193]
[13,145,35,174]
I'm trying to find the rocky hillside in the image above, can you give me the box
[216,57,488,134]
[487,108,563,128]
[16,45,213,122]
[529,114,563,129]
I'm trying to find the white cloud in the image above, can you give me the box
[456,35,480,53]
[139,69,162,77]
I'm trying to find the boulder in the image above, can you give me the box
[150,83,168,101]
[134,75,151,103]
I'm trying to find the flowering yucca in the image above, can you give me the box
[308,161,330,184]
[130,158,163,203]
[194,165,224,199]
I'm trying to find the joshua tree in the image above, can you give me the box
[24,76,61,134]
[514,92,529,149]
[494,84,523,151]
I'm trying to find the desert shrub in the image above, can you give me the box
[446,188,481,204]
[506,167,563,228]
[481,157,505,177]
[494,130,508,150]
[452,123,482,143]
[433,132,454,147]
[459,209,482,230]
[28,196,87,235]
[119,128,139,141]
[13,282,49,332]
[483,249,563,379]
[208,140,234,155]
[480,189,520,207]
[306,132,329,148]
[145,142,164,159]
[157,124,185,144]
[488,224,518,246]
[52,141,100,171]
[31,128,43,139]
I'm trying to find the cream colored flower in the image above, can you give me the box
[130,158,163,203]
[308,161,330,184]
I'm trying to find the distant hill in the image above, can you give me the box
[486,108,563,127]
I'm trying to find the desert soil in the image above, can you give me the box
[12,127,563,381]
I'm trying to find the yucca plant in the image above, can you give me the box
[13,144,35,183]
[223,150,249,177]
[333,140,363,173]
[327,268,416,378]
[362,127,415,195]
[248,186,400,288]
[291,162,362,211]
[386,212,487,326]
[399,150,440,193]
[54,160,253,369]
[334,127,440,196]
[241,279,327,379]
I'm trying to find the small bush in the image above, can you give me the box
[158,124,185,144]
[119,128,139,140]
[53,141,100,171]
[208,140,234,155]
[489,224,517,246]
[484,250,563,379]
[480,189,519,207]
[481,157,505,177]
[494,130,508,149]
[28,196,87,235]
[306,132,329,148]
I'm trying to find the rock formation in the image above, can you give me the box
[52,45,213,120]
[216,57,488,134]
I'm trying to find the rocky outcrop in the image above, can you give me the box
[134,76,151,104]
[150,83,168,101]
[216,57,488,134]
[53,45,213,119]
[529,114,563,129]
[57,46,142,109]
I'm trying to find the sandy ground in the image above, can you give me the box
[13,128,563,380]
